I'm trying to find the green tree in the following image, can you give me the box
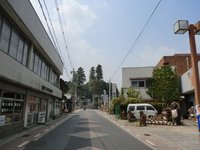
[89,66,96,80]
[76,67,86,85]
[125,88,141,105]
[88,66,96,95]
[146,65,180,106]
[96,64,103,81]
[73,67,86,98]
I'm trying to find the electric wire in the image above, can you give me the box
[37,0,71,79]
[42,0,61,55]
[59,0,73,68]
[37,0,57,51]
[109,0,164,82]
[41,0,71,80]
[54,0,74,71]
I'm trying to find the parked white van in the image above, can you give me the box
[127,103,157,119]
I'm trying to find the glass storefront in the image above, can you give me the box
[27,96,41,126]
[0,90,24,125]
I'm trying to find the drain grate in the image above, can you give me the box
[22,134,30,137]
[144,134,151,136]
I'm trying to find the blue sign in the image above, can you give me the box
[197,115,200,131]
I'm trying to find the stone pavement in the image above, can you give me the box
[97,110,200,150]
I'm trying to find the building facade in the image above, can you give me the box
[156,53,200,77]
[0,0,63,138]
[122,66,154,100]
[180,61,200,118]
[156,54,200,118]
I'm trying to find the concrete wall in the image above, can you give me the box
[122,66,154,100]
[0,0,63,74]
[180,61,200,94]
[0,50,62,98]
[122,66,154,87]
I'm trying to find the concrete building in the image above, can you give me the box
[122,66,154,100]
[156,54,200,118]
[180,61,200,118]
[156,53,200,77]
[0,0,63,138]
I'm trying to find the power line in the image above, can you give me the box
[54,0,74,71]
[41,0,61,54]
[109,0,164,82]
[38,0,57,50]
[59,0,73,68]
[41,0,72,80]
[37,0,71,79]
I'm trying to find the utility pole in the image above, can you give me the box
[108,81,111,110]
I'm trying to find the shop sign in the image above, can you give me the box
[0,115,5,126]
[42,85,53,93]
[38,112,46,124]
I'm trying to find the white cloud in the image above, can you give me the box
[127,46,184,67]
[59,0,97,35]
[139,46,180,66]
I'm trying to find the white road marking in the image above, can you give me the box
[146,140,156,146]
[34,134,41,138]
[44,129,49,132]
[17,141,30,148]
[136,134,141,137]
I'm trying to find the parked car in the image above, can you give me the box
[127,103,158,119]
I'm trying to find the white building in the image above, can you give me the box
[0,0,63,137]
[122,66,154,100]
[180,61,200,118]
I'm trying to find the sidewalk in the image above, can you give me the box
[97,110,200,150]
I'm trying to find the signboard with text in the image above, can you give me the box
[37,112,46,124]
[0,115,5,126]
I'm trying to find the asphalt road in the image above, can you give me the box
[24,110,152,150]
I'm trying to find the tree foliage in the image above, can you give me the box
[72,67,86,97]
[76,67,86,85]
[88,64,107,96]
[96,64,103,81]
[112,88,140,106]
[146,65,180,106]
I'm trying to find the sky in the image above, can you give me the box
[30,0,200,88]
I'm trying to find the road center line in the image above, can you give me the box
[146,140,155,146]
[17,141,30,148]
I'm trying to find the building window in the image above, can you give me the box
[22,42,28,66]
[0,19,11,53]
[138,81,145,87]
[41,61,47,79]
[0,91,24,125]
[33,52,40,74]
[131,80,146,88]
[9,28,19,58]
[131,81,138,87]
[16,36,24,62]
[0,14,30,66]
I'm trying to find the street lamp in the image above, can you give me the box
[174,20,200,131]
